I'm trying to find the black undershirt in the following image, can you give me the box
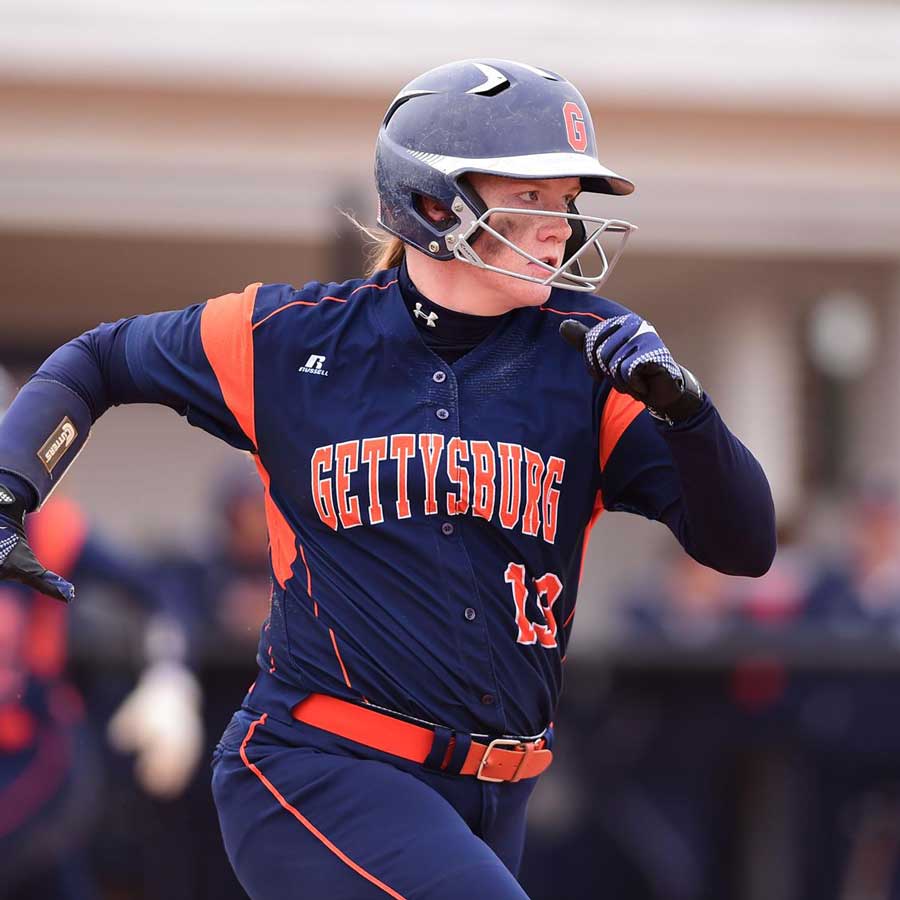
[398,259,508,364]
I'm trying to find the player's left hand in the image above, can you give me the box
[0,485,75,602]
[559,315,704,423]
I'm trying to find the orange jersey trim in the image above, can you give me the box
[252,279,399,332]
[578,491,605,585]
[200,284,260,448]
[599,389,644,471]
[298,543,312,597]
[253,458,297,591]
[239,714,409,900]
[253,298,338,331]
[344,278,398,297]
[329,629,353,689]
[540,306,606,322]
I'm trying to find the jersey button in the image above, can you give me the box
[480,693,495,706]
[464,607,476,621]
[436,408,450,420]
[432,371,447,383]
[441,522,454,536]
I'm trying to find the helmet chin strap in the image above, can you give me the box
[447,198,636,293]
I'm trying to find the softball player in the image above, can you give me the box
[0,59,775,899]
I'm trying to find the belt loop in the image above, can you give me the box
[443,731,472,775]
[543,725,554,751]
[423,724,453,771]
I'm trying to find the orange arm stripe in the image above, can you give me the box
[252,279,399,332]
[599,389,644,471]
[239,714,408,900]
[200,284,259,448]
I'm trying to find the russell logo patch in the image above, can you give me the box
[299,354,329,377]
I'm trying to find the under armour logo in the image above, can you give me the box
[414,303,439,328]
[298,354,329,377]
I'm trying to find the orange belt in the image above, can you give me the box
[291,694,553,783]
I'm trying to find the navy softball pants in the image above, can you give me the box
[211,707,538,899]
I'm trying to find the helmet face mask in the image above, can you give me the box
[444,190,636,293]
[375,59,637,293]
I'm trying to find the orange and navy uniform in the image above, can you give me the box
[3,267,772,738]
[0,267,773,898]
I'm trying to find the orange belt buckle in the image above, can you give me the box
[476,737,533,783]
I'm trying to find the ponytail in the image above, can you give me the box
[338,210,406,276]
[366,236,406,276]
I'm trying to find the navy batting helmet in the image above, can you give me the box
[374,59,636,292]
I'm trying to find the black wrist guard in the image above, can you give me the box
[647,365,704,425]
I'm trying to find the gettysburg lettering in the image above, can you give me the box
[310,435,566,544]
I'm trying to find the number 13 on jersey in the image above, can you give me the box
[504,563,563,648]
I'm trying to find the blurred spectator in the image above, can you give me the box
[804,482,900,634]
[123,455,269,900]
[618,547,736,645]
[732,518,810,632]
[0,367,203,900]
[153,456,270,662]
[603,492,900,900]
[0,489,188,900]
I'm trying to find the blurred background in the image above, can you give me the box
[2,1,900,898]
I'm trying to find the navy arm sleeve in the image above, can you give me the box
[0,291,257,509]
[601,397,776,577]
[39,308,253,447]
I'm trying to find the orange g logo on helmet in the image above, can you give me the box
[562,102,588,153]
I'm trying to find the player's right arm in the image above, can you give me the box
[0,284,262,601]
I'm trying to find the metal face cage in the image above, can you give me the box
[444,198,636,292]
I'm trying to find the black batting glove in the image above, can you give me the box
[0,483,75,603]
[559,315,704,423]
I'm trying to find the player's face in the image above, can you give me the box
[465,173,580,308]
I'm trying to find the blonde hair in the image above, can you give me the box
[339,210,406,276]
[367,235,406,275]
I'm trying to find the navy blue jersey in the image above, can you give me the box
[113,268,691,736]
[2,266,774,737]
